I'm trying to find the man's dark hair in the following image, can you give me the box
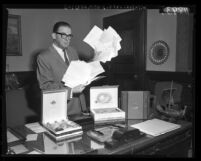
[53,21,71,33]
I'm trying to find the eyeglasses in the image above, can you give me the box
[55,32,73,40]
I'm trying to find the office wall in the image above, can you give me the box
[146,9,193,72]
[6,9,92,72]
[6,9,131,72]
[146,9,177,71]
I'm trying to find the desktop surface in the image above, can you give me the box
[6,119,192,157]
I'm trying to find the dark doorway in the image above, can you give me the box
[103,10,147,91]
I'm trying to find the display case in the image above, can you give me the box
[41,89,83,141]
[90,86,125,124]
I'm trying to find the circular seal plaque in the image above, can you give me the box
[96,93,112,104]
[149,40,169,65]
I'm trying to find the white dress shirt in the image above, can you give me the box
[52,43,73,98]
[52,43,69,62]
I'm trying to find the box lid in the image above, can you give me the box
[42,89,68,124]
[90,85,118,109]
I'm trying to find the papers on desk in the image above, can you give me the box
[27,150,42,154]
[26,134,38,141]
[25,122,47,133]
[90,140,104,150]
[7,130,20,143]
[130,119,181,136]
[62,60,105,88]
[83,25,122,63]
[10,144,29,154]
[7,128,25,145]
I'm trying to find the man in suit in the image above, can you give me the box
[36,21,87,116]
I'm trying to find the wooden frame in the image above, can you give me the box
[6,14,22,56]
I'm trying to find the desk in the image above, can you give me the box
[7,120,192,157]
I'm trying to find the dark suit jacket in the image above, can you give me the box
[37,45,86,116]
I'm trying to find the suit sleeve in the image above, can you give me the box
[36,54,65,90]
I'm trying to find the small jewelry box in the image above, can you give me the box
[90,86,125,124]
[41,89,83,141]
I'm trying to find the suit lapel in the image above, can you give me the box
[49,46,68,67]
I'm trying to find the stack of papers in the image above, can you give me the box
[83,25,122,63]
[130,119,181,136]
[62,60,105,88]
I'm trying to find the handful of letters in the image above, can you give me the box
[83,25,122,63]
[62,60,105,88]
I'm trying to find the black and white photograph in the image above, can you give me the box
[2,4,195,158]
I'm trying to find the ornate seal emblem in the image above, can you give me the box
[50,100,56,105]
[149,40,169,65]
[95,93,112,104]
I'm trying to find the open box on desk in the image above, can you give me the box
[90,86,125,124]
[41,89,83,141]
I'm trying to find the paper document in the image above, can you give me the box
[25,122,47,133]
[83,25,122,63]
[27,150,42,154]
[62,60,105,88]
[83,25,103,49]
[130,118,181,136]
[7,130,19,143]
[26,134,38,141]
[90,140,104,150]
[10,144,29,154]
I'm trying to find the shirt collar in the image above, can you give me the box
[52,43,70,62]
[52,43,63,54]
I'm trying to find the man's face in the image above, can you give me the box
[52,26,72,49]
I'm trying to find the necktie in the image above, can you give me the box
[63,49,69,66]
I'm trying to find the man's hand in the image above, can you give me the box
[72,84,85,94]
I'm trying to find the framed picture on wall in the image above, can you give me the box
[6,14,22,56]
